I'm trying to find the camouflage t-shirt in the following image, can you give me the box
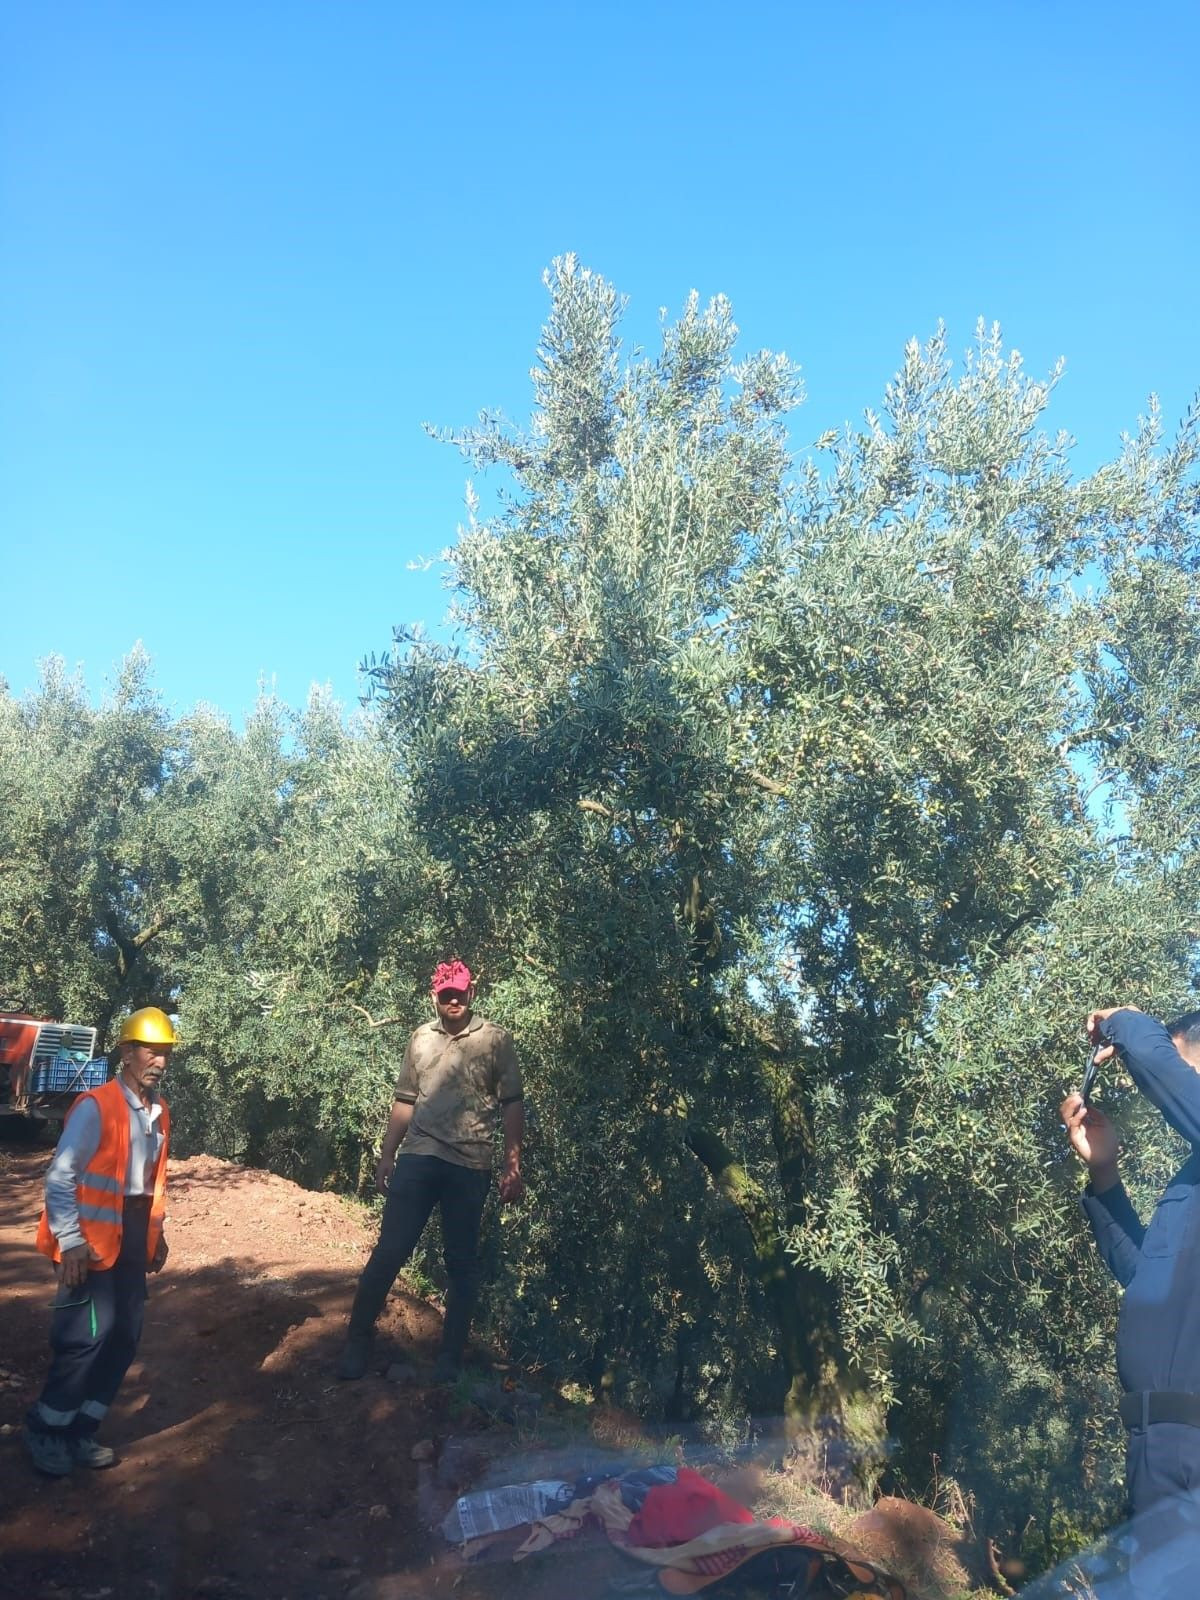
[393,1015,522,1171]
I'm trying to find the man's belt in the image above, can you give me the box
[1119,1391,1200,1430]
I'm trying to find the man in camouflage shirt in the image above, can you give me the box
[337,961,524,1382]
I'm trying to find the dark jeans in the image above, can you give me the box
[31,1198,150,1436]
[348,1154,490,1360]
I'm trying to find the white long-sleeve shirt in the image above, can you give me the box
[44,1076,165,1253]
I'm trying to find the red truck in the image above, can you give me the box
[0,1013,107,1125]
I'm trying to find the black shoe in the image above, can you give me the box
[23,1425,74,1477]
[71,1435,116,1469]
[336,1334,373,1381]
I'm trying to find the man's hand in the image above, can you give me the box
[1061,1093,1121,1187]
[56,1244,92,1288]
[149,1234,169,1274]
[375,1154,396,1196]
[498,1169,525,1205]
[1086,1005,1142,1066]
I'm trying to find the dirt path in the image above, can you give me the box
[0,1139,506,1600]
[0,1139,686,1600]
[0,1137,980,1600]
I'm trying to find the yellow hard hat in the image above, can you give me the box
[118,1007,178,1047]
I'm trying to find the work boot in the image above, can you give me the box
[71,1434,116,1469]
[336,1333,373,1381]
[23,1424,74,1478]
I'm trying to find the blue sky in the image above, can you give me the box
[3,2,1197,722]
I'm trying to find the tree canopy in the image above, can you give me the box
[4,258,1198,1576]
[369,258,1200,1566]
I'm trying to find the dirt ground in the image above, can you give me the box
[0,1132,983,1600]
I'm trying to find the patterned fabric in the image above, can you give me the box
[512,1466,907,1598]
[515,1478,634,1556]
[656,1538,908,1597]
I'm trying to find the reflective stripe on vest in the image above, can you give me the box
[35,1077,170,1270]
[80,1168,122,1194]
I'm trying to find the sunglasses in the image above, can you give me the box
[436,990,469,1005]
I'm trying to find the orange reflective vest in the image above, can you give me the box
[36,1076,170,1269]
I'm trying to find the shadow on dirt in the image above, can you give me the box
[0,1140,999,1600]
[0,1142,449,1600]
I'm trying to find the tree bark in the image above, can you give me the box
[685,1114,886,1481]
[686,1123,836,1429]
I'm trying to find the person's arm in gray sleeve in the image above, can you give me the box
[1081,1180,1145,1286]
[1101,1009,1200,1146]
[44,1096,102,1253]
[1062,1087,1143,1285]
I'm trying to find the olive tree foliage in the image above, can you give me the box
[751,345,1200,1559]
[370,258,1200,1563]
[172,693,441,1186]
[0,648,253,1040]
[372,260,804,1418]
[0,658,435,1186]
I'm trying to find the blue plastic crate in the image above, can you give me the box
[30,1055,108,1096]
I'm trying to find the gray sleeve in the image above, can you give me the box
[1103,1009,1200,1147]
[44,1097,102,1253]
[1081,1180,1145,1288]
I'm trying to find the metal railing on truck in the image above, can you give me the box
[0,1014,105,1122]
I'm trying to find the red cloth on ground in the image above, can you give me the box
[626,1467,757,1548]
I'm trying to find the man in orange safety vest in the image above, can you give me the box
[24,1006,174,1477]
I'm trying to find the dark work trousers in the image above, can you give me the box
[348,1154,490,1360]
[30,1197,151,1438]
[1123,1423,1200,1590]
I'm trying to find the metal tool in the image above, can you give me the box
[1081,1044,1103,1107]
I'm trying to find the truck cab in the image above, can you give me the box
[0,1013,106,1125]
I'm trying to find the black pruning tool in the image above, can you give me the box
[1081,1044,1104,1108]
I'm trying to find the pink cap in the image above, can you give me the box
[431,960,473,995]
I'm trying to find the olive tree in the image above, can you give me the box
[0,650,195,1036]
[170,691,440,1185]
[0,660,433,1187]
[370,260,1200,1569]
